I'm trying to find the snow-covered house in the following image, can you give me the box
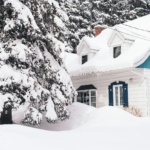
[63,14,150,116]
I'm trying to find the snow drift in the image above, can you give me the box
[2,103,150,150]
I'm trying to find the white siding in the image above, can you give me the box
[72,69,148,116]
[143,69,150,116]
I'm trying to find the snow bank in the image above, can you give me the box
[13,102,142,131]
[2,103,150,150]
[78,106,138,129]
[13,102,95,130]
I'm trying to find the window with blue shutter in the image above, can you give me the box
[108,81,128,107]
[109,85,113,106]
[123,84,128,107]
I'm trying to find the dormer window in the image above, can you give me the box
[82,55,88,64]
[113,46,121,58]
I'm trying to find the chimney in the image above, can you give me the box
[94,25,107,36]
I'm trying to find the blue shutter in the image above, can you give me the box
[123,83,128,107]
[109,85,113,106]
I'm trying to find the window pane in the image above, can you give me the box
[120,86,123,105]
[77,92,81,97]
[91,91,96,96]
[113,46,121,58]
[91,103,96,107]
[91,97,96,102]
[83,91,89,105]
[113,85,124,106]
[77,92,81,102]
[82,55,88,64]
[77,90,96,107]
[115,87,118,106]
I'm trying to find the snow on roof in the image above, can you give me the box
[61,52,80,70]
[65,15,150,76]
[77,28,113,52]
[114,14,150,41]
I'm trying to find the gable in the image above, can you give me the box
[111,35,122,45]
[80,44,90,55]
[108,31,125,47]
[77,41,90,55]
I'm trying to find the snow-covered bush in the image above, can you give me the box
[123,107,142,117]
[0,0,75,125]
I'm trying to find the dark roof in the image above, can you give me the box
[77,84,97,91]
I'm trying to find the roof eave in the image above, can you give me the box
[70,67,133,78]
[134,51,150,67]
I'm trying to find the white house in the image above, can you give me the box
[64,14,150,116]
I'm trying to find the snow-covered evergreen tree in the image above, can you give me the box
[0,0,75,125]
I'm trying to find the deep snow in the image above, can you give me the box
[13,102,95,130]
[0,102,149,150]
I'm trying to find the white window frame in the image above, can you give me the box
[113,84,123,106]
[77,90,97,107]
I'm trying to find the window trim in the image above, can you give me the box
[113,45,121,58]
[113,84,123,106]
[109,81,128,107]
[77,89,96,107]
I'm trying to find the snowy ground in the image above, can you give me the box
[1,102,150,150]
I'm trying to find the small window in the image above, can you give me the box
[82,55,88,64]
[113,46,121,58]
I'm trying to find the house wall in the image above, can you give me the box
[143,69,150,116]
[72,69,148,116]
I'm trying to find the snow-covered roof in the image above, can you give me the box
[77,28,113,52]
[64,15,150,77]
[115,15,150,41]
